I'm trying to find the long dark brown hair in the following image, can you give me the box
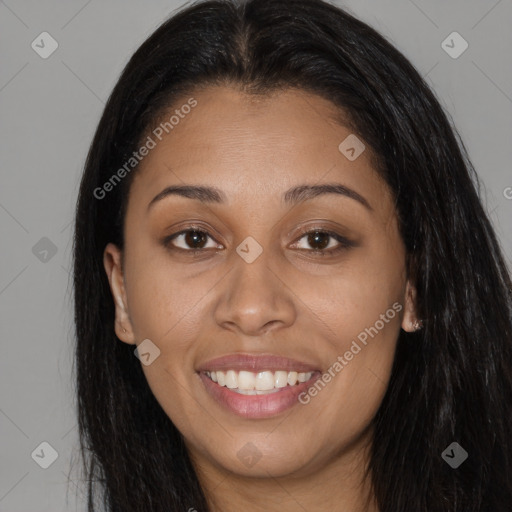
[72,0,512,510]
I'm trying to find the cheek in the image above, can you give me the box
[123,248,216,342]
[123,256,211,433]
[297,255,403,344]
[292,246,403,407]
[298,270,401,440]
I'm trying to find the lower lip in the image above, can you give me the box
[198,372,321,419]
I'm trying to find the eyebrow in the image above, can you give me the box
[147,183,372,212]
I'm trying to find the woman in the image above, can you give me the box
[72,0,512,510]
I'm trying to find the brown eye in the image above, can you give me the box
[306,231,331,251]
[164,229,220,252]
[294,229,354,255]
[182,230,209,249]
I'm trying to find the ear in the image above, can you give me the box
[103,243,136,345]
[401,279,422,332]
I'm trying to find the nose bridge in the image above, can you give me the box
[213,239,296,334]
[232,242,277,298]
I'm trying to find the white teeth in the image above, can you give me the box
[225,370,237,389]
[233,388,282,395]
[287,371,298,386]
[238,370,255,389]
[274,371,288,388]
[255,371,275,390]
[205,370,314,391]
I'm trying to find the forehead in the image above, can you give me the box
[128,85,392,215]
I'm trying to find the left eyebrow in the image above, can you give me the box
[147,182,372,212]
[283,183,373,211]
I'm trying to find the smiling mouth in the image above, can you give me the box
[203,369,317,394]
[196,353,323,417]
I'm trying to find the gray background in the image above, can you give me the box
[1,0,511,510]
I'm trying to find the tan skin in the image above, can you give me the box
[103,85,420,512]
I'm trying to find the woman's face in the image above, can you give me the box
[104,85,419,480]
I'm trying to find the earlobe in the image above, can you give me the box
[401,280,423,333]
[103,243,136,345]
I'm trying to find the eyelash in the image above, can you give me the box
[162,225,354,256]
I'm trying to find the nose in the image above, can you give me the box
[213,248,296,336]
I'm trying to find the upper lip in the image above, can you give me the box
[196,353,321,373]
